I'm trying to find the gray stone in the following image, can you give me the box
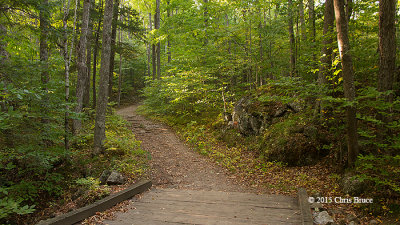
[342,174,368,195]
[348,221,358,225]
[314,211,334,225]
[369,220,378,224]
[99,170,111,185]
[106,171,126,185]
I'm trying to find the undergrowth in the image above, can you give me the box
[0,108,148,224]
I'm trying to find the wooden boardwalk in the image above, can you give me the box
[104,188,302,225]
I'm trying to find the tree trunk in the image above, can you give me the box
[167,1,171,63]
[92,0,104,109]
[84,0,95,108]
[39,0,49,126]
[62,0,78,151]
[74,0,91,133]
[308,0,316,64]
[0,23,8,66]
[333,0,359,167]
[318,0,335,85]
[118,31,123,106]
[378,0,396,103]
[108,0,120,100]
[316,0,335,116]
[152,13,156,80]
[288,0,296,76]
[147,13,152,77]
[299,0,306,41]
[155,0,161,79]
[94,0,114,154]
[39,0,49,91]
[117,0,124,106]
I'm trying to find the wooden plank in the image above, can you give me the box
[132,199,301,218]
[107,207,301,225]
[146,193,297,209]
[136,197,298,211]
[37,179,152,225]
[149,188,298,207]
[298,188,313,225]
[105,188,302,225]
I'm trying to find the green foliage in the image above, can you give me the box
[104,113,148,175]
[75,177,110,205]
[356,155,400,194]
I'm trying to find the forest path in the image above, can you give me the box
[115,104,251,192]
[103,104,301,224]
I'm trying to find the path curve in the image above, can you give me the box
[104,105,302,225]
[117,104,252,192]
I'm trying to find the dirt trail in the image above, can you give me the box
[117,105,254,192]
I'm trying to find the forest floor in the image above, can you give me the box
[81,104,382,225]
[116,104,257,193]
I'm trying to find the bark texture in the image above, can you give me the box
[288,0,296,76]
[316,0,335,116]
[92,0,104,109]
[155,0,161,79]
[39,0,49,90]
[318,0,335,86]
[94,0,114,154]
[147,13,152,77]
[378,0,396,102]
[333,0,359,166]
[108,0,120,99]
[74,0,91,133]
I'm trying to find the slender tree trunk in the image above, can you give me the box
[118,32,122,106]
[94,0,114,155]
[117,0,124,106]
[151,13,156,80]
[308,0,316,64]
[62,0,78,151]
[84,0,95,107]
[333,0,359,167]
[74,0,91,133]
[378,0,396,104]
[152,42,156,80]
[167,1,171,63]
[108,0,120,100]
[84,26,92,107]
[344,0,353,21]
[0,23,8,66]
[299,0,306,41]
[39,0,49,126]
[147,13,152,77]
[40,0,49,92]
[288,0,296,76]
[92,0,104,109]
[155,0,161,79]
[316,0,335,116]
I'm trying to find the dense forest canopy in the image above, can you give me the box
[0,0,399,223]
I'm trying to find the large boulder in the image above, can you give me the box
[232,96,302,136]
[99,170,126,185]
[342,174,369,196]
[106,171,126,185]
